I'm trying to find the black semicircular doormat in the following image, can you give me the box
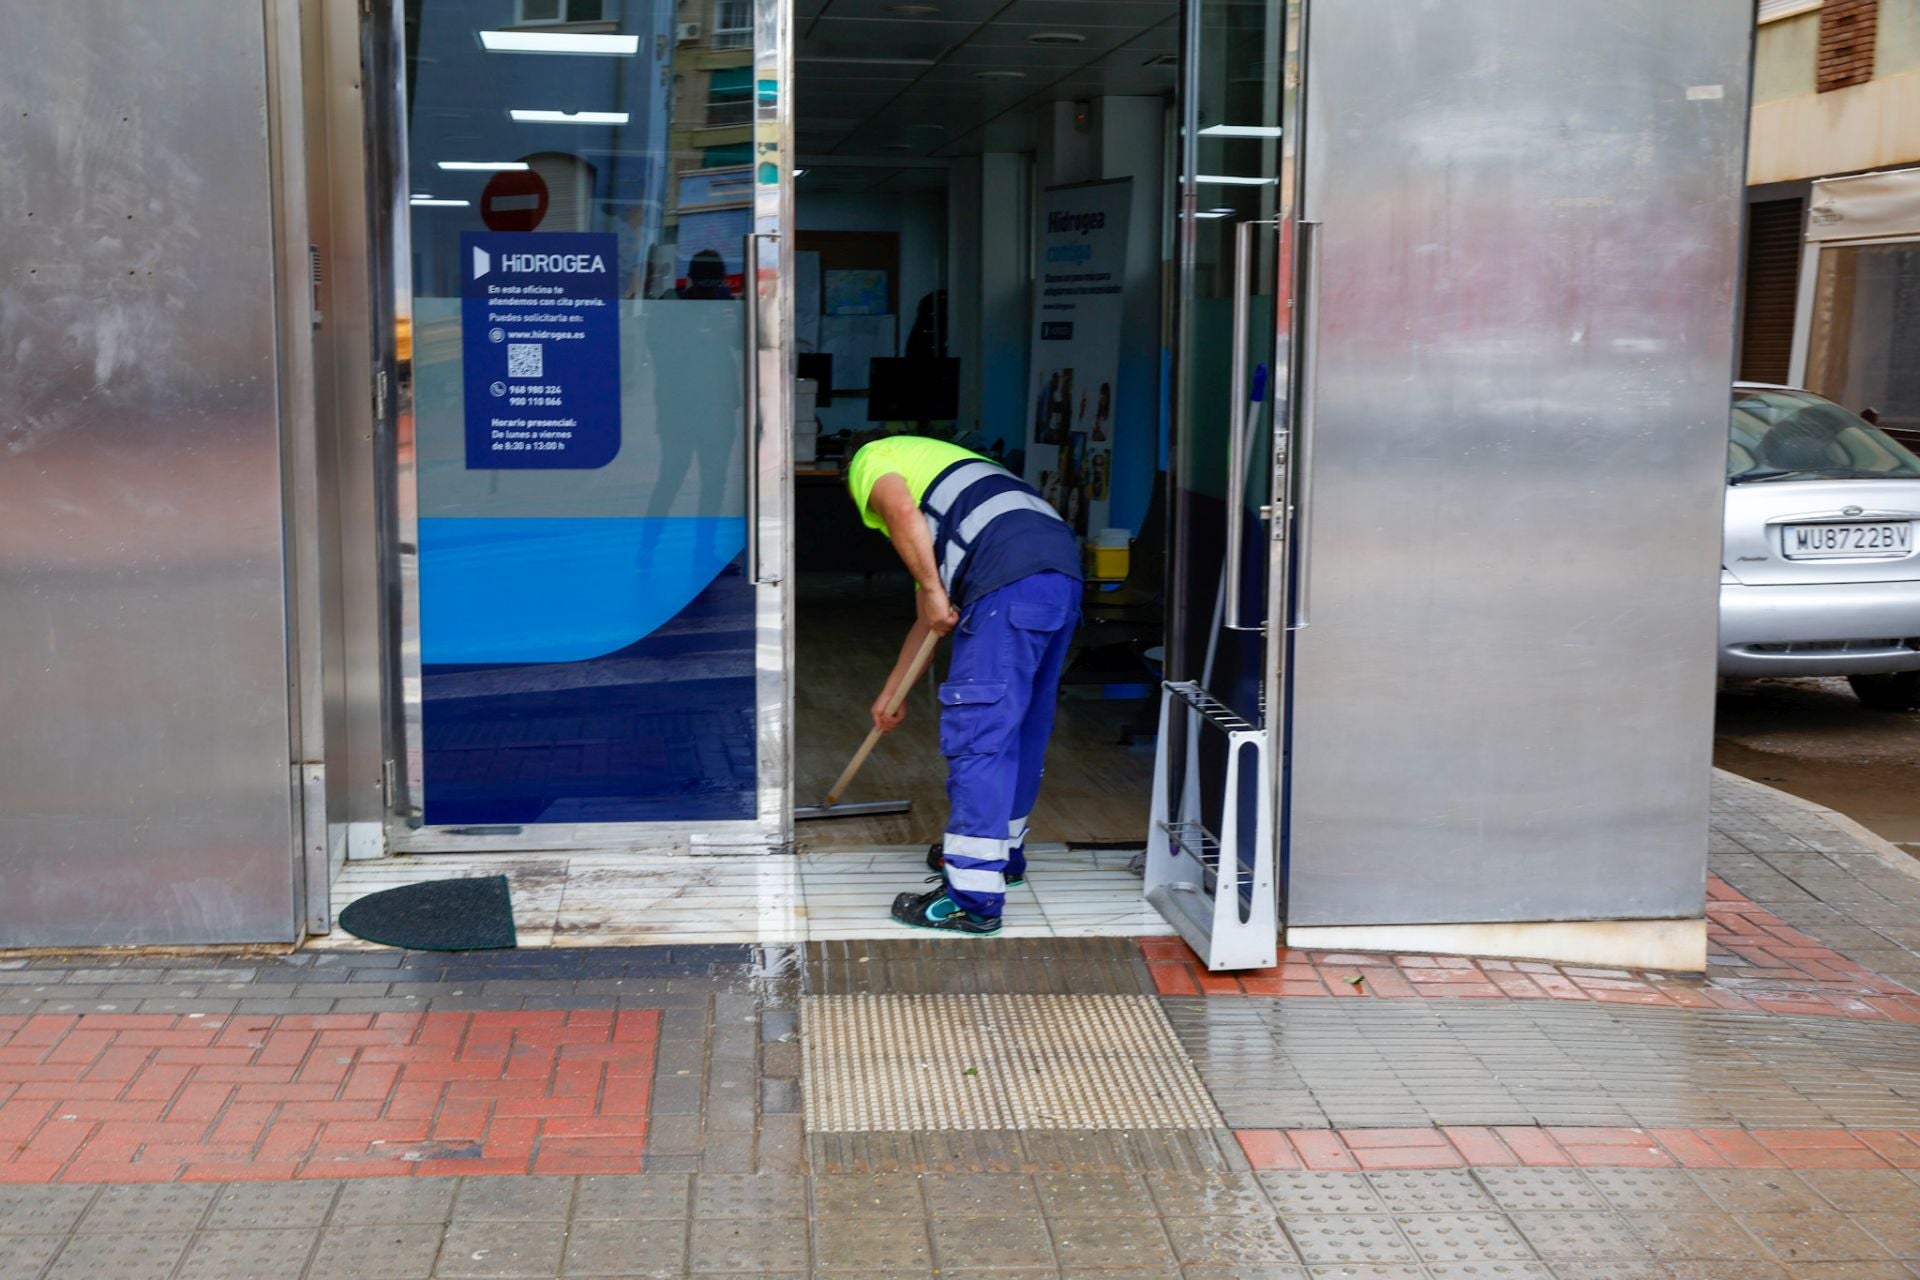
[337,875,517,952]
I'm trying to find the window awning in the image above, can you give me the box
[1808,166,1920,242]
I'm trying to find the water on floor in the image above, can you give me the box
[794,570,1157,848]
[317,844,1172,949]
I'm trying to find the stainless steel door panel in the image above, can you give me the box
[1286,0,1750,925]
[0,3,299,944]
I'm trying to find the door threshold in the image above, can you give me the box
[309,845,1173,949]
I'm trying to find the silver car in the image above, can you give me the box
[1722,383,1920,711]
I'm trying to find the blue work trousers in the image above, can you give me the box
[938,571,1081,917]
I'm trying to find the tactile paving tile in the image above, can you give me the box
[328,1178,457,1225]
[1366,1170,1498,1214]
[172,1229,320,1280]
[0,1236,64,1279]
[1283,1214,1417,1265]
[561,1220,690,1277]
[573,1173,693,1220]
[309,1225,444,1277]
[1507,1210,1655,1259]
[72,1184,217,1235]
[1577,1168,1719,1215]
[1257,1171,1385,1215]
[1470,1169,1609,1213]
[810,1172,927,1218]
[1035,1170,1150,1217]
[43,1231,193,1280]
[1161,1214,1302,1265]
[811,1215,934,1270]
[205,1181,339,1230]
[1392,1212,1536,1262]
[0,1185,96,1234]
[688,1216,811,1272]
[692,1173,807,1218]
[1541,1263,1670,1280]
[801,993,1222,1132]
[1798,1170,1920,1215]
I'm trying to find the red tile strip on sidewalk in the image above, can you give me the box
[1145,875,1920,1022]
[0,1009,658,1184]
[1236,1126,1920,1172]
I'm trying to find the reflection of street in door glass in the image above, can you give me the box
[507,343,544,379]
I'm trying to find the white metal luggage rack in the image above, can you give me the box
[1144,682,1278,971]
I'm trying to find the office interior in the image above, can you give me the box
[784,0,1180,847]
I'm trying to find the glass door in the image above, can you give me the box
[1145,0,1300,967]
[1803,237,1920,443]
[386,0,790,847]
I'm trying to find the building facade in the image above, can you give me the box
[1744,0,1920,448]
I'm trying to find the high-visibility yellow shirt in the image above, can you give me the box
[845,436,988,534]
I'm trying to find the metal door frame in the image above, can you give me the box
[361,0,795,855]
[1147,0,1302,968]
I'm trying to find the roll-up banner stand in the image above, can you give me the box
[1022,179,1131,537]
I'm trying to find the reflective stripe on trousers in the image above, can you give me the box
[936,571,1080,917]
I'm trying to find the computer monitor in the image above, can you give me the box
[867,357,959,422]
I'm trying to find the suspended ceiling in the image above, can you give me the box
[795,0,1179,161]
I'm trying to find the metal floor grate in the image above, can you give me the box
[801,993,1223,1133]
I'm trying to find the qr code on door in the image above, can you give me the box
[506,343,543,379]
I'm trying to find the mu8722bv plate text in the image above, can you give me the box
[1782,521,1914,560]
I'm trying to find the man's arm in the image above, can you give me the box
[865,471,958,734]
[868,472,959,638]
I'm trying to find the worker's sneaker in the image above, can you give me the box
[925,843,1025,888]
[891,879,1001,936]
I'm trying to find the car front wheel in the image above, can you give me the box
[1848,671,1920,712]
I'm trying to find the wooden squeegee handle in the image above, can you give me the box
[822,629,942,808]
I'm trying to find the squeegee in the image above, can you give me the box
[795,629,939,821]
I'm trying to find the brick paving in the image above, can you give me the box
[0,1011,658,1184]
[1235,1125,1920,1172]
[1143,874,1920,1020]
[0,776,1915,1275]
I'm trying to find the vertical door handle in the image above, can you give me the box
[1290,220,1322,630]
[741,231,778,586]
[1225,219,1277,633]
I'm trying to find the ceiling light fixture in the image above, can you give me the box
[972,69,1026,80]
[410,197,472,207]
[799,55,939,66]
[793,168,807,176]
[510,109,631,125]
[437,160,530,171]
[1027,31,1086,44]
[478,30,640,55]
[1199,124,1283,138]
[1195,174,1278,186]
[1194,207,1237,218]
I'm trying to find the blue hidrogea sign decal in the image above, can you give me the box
[460,230,621,470]
[418,516,746,666]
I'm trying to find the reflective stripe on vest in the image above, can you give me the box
[924,460,1003,521]
[920,460,1067,595]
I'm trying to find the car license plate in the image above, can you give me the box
[1782,521,1914,559]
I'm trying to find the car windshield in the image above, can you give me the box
[1729,388,1920,482]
